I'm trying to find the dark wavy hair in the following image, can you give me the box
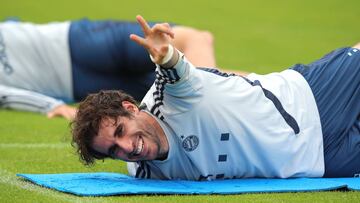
[71,90,137,166]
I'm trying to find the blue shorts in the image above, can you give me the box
[69,19,158,102]
[292,47,360,177]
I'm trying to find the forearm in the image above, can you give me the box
[0,85,64,114]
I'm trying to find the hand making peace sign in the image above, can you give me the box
[130,15,175,65]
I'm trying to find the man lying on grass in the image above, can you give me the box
[0,18,219,120]
[71,15,360,180]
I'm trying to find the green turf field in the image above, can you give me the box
[1,0,360,202]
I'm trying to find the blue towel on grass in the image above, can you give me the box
[17,172,360,196]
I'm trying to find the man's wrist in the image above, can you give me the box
[150,44,179,68]
[161,46,179,68]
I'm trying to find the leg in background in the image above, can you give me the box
[170,26,216,67]
[353,42,360,49]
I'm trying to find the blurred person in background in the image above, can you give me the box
[0,18,220,120]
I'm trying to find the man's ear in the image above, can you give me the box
[122,101,139,113]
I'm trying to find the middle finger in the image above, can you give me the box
[136,15,151,35]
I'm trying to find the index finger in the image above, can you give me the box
[136,15,151,35]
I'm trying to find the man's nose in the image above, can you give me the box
[115,137,134,155]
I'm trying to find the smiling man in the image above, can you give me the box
[72,15,360,180]
[92,100,169,162]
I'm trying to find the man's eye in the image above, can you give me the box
[115,125,123,137]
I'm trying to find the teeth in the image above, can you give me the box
[134,137,143,156]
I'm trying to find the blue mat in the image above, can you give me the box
[17,172,360,196]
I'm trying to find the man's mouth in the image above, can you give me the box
[133,136,144,156]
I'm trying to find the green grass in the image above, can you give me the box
[1,0,360,202]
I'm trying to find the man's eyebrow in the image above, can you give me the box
[108,144,117,157]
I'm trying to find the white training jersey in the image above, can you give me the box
[0,21,73,102]
[128,51,324,180]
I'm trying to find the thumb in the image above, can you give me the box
[47,111,55,118]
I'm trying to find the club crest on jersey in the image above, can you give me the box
[182,135,199,152]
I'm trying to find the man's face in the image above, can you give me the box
[92,101,169,162]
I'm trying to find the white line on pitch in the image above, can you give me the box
[0,168,76,202]
[0,143,69,149]
[0,168,105,202]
